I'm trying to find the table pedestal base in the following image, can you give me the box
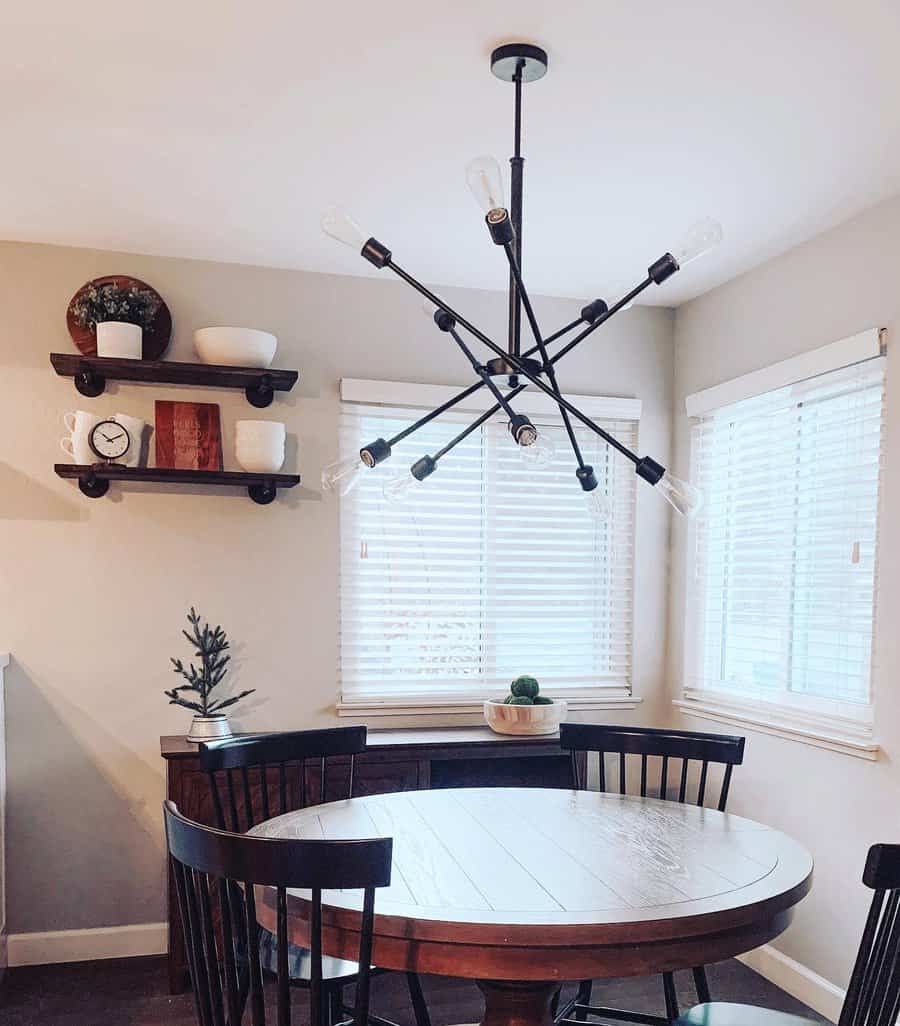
[478,980,560,1026]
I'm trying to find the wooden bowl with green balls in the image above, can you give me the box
[483,675,568,736]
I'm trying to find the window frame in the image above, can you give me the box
[677,331,886,760]
[335,378,645,717]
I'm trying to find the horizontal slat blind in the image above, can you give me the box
[686,358,885,713]
[339,401,637,703]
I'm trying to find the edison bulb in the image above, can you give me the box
[584,488,611,521]
[672,218,723,268]
[465,156,505,214]
[321,206,369,250]
[322,455,364,496]
[657,471,703,517]
[382,473,418,505]
[519,433,556,468]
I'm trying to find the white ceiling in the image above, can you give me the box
[4,1,900,306]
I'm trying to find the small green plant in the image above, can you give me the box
[501,675,553,705]
[71,282,162,332]
[164,607,255,716]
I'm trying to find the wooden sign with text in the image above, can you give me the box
[154,401,223,471]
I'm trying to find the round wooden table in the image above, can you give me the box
[251,787,813,1026]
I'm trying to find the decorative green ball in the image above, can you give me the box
[533,695,553,705]
[509,695,534,705]
[511,675,540,699]
[503,695,514,704]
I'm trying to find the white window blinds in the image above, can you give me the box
[338,397,638,706]
[685,356,885,718]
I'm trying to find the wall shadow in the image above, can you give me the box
[5,658,167,933]
[0,463,86,521]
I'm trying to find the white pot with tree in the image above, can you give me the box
[165,608,255,743]
[70,281,162,359]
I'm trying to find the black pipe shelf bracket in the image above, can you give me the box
[54,465,301,505]
[50,354,299,408]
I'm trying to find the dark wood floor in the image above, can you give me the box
[0,957,828,1026]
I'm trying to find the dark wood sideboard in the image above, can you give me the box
[161,726,583,993]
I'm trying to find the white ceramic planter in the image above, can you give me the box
[483,697,567,735]
[235,420,286,473]
[96,320,143,358]
[186,714,234,743]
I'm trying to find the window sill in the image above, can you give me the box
[673,697,879,761]
[337,695,643,718]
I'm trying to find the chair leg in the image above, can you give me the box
[692,966,711,1005]
[550,986,561,1020]
[406,972,432,1026]
[662,972,679,1023]
[575,979,593,1021]
[327,985,342,1026]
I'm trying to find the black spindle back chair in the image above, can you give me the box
[675,843,900,1026]
[197,727,432,1026]
[562,722,745,811]
[199,726,367,833]
[840,844,900,1026]
[164,799,391,1026]
[557,723,746,1026]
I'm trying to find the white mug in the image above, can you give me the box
[113,412,146,467]
[61,410,102,464]
[235,420,286,473]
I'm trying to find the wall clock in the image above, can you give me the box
[88,419,131,462]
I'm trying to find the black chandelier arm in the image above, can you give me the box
[386,380,487,448]
[387,260,501,355]
[545,277,654,367]
[433,387,528,463]
[386,258,641,464]
[543,316,585,346]
[503,242,586,470]
[447,325,522,423]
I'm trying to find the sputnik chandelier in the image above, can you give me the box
[321,42,720,518]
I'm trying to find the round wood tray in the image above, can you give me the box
[66,275,172,359]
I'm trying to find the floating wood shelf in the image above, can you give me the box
[54,464,301,505]
[50,353,299,408]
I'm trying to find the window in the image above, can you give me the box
[337,383,639,710]
[683,344,885,742]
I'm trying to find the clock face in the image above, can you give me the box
[88,419,131,461]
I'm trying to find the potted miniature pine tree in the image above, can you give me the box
[164,607,255,742]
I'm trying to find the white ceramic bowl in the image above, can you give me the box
[483,697,567,736]
[194,327,277,368]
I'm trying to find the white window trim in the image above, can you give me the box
[678,328,887,760]
[338,694,643,717]
[684,328,883,417]
[673,696,878,761]
[338,378,642,714]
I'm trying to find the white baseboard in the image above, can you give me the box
[738,943,845,1024]
[8,921,167,967]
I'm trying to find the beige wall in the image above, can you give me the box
[668,194,900,988]
[0,240,674,935]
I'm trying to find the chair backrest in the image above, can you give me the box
[199,726,367,832]
[559,722,745,812]
[164,800,392,1026]
[840,844,900,1026]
